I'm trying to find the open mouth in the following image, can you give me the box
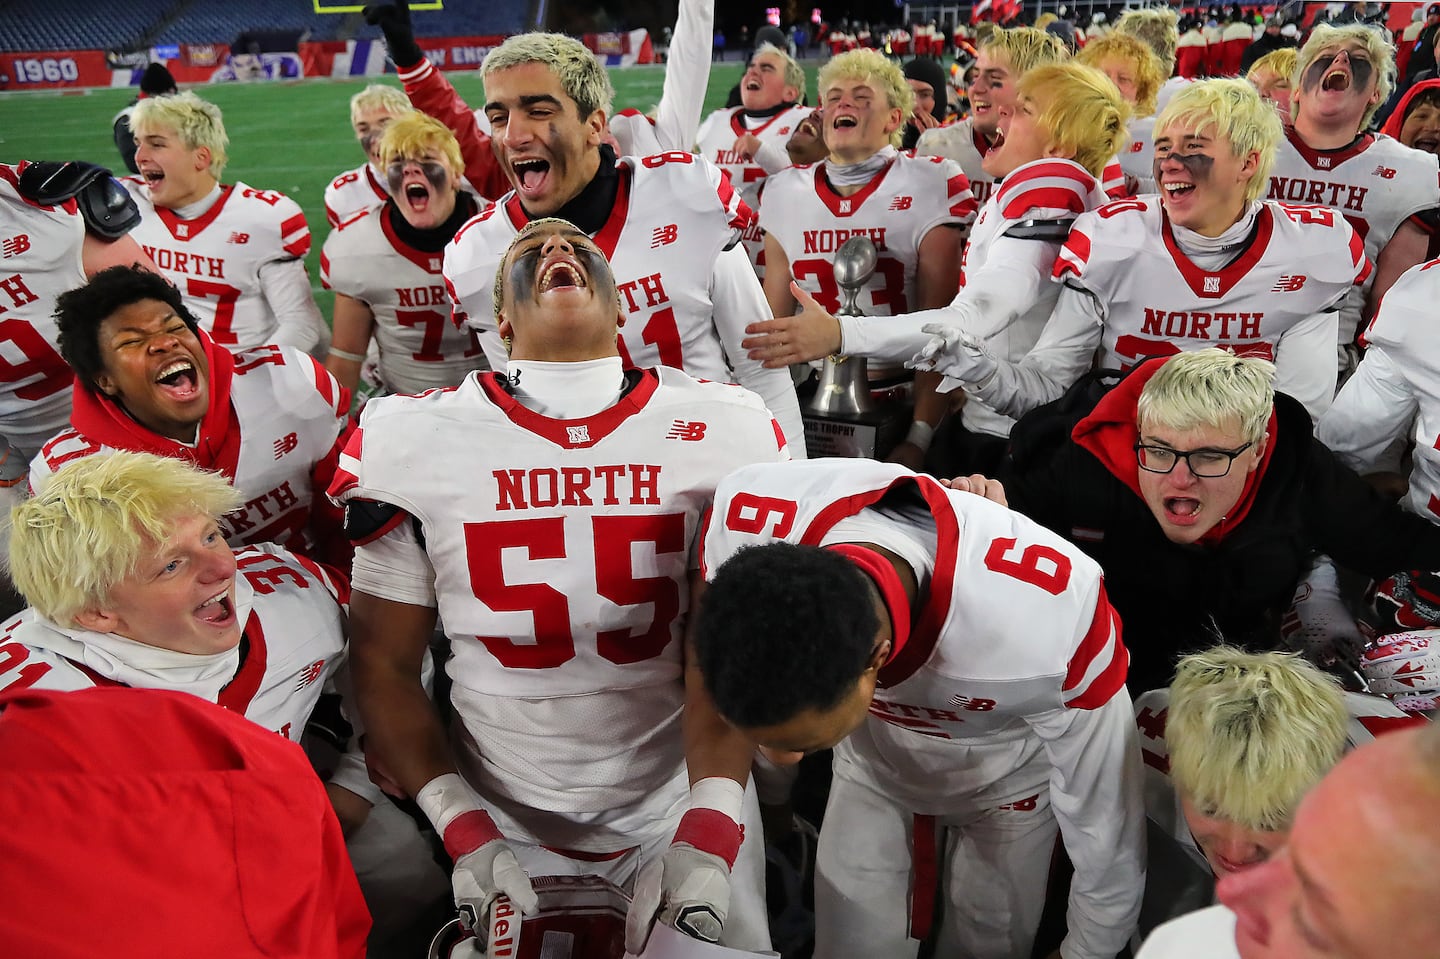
[195,588,235,627]
[142,169,165,188]
[1416,135,1440,153]
[404,181,430,211]
[832,115,859,130]
[538,258,586,293]
[1163,181,1196,198]
[155,358,200,400]
[971,99,991,113]
[1164,497,1202,523]
[1322,68,1351,92]
[746,78,763,91]
[511,157,551,194]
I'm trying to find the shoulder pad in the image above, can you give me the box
[1002,218,1074,242]
[1414,207,1440,233]
[17,161,140,239]
[343,498,428,550]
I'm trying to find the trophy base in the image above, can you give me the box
[802,405,910,460]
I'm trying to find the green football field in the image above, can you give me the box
[0,62,823,316]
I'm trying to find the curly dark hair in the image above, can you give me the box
[54,265,200,392]
[694,542,881,729]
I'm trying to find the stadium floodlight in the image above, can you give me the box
[314,0,443,11]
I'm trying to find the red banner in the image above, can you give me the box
[417,35,508,71]
[0,50,110,90]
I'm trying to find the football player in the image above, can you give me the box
[693,457,1144,959]
[322,114,485,397]
[745,62,1126,475]
[1077,32,1167,194]
[916,27,1069,207]
[923,79,1368,424]
[324,83,415,228]
[0,161,154,566]
[126,92,330,356]
[0,451,347,740]
[760,48,974,468]
[439,32,805,454]
[1272,24,1440,368]
[330,218,786,952]
[28,266,350,566]
[694,42,811,273]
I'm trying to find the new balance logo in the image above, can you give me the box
[273,432,299,459]
[888,196,913,211]
[295,660,325,690]
[228,232,250,244]
[1,234,30,258]
[1272,274,1307,292]
[651,224,678,248]
[997,794,1039,812]
[665,420,707,441]
[566,425,591,444]
[1129,140,1145,153]
[1203,276,1221,294]
[1373,165,1396,179]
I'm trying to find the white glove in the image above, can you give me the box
[1361,628,1440,712]
[624,807,743,953]
[909,323,998,393]
[419,773,539,935]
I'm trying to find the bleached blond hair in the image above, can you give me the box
[1115,7,1179,76]
[1294,23,1395,129]
[1017,63,1131,177]
[1248,47,1298,88]
[378,112,464,176]
[131,91,229,178]
[349,83,412,126]
[482,32,614,119]
[1155,78,1282,201]
[9,453,241,627]
[979,26,1068,77]
[1137,348,1275,445]
[818,49,913,147]
[1077,32,1166,115]
[1168,647,1348,832]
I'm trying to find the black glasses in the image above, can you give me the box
[1134,441,1253,478]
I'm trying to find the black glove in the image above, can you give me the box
[364,0,424,69]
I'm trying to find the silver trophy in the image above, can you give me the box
[801,236,906,458]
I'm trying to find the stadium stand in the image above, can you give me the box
[0,0,183,53]
[149,0,350,45]
[351,0,532,39]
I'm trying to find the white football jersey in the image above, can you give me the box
[330,367,788,811]
[123,178,312,350]
[760,152,975,316]
[1322,257,1440,521]
[321,206,485,393]
[31,340,348,554]
[1132,686,1426,872]
[446,153,750,379]
[702,459,1143,953]
[916,117,997,207]
[1120,115,1157,196]
[696,104,813,270]
[0,544,347,741]
[1267,130,1440,337]
[324,162,389,228]
[0,163,86,457]
[1055,196,1370,416]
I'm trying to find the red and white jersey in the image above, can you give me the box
[760,151,975,316]
[446,153,750,379]
[0,163,86,457]
[321,205,484,393]
[957,159,1108,436]
[1120,115,1157,196]
[696,104,813,271]
[1267,130,1440,334]
[917,117,996,207]
[31,339,348,555]
[0,544,347,741]
[702,459,1142,951]
[1322,257,1440,521]
[122,178,311,350]
[330,367,787,814]
[1133,686,1426,871]
[1055,196,1370,418]
[324,162,389,228]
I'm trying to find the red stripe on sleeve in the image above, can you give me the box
[1063,581,1128,709]
[1001,186,1086,220]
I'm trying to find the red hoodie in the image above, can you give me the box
[1382,78,1440,142]
[1069,358,1278,545]
[68,327,244,478]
